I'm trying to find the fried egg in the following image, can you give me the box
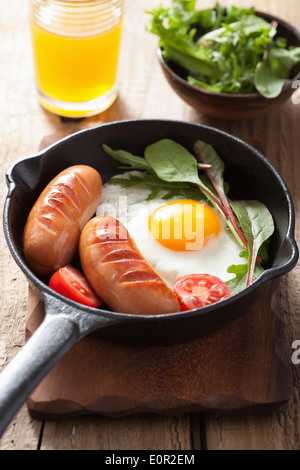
[96,172,246,288]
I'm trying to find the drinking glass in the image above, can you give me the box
[29,0,124,118]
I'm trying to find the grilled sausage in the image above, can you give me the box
[79,215,181,315]
[23,165,102,277]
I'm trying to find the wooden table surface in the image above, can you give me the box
[1,0,300,451]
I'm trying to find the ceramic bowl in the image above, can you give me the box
[157,12,300,120]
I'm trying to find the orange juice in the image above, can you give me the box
[29,1,123,117]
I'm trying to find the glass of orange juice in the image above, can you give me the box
[29,0,123,118]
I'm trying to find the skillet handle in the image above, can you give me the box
[0,314,80,437]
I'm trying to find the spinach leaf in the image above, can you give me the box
[268,47,295,79]
[144,139,232,219]
[255,60,285,98]
[144,139,202,185]
[255,46,300,98]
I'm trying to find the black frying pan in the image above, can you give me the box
[1,119,298,436]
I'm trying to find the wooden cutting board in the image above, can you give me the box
[26,281,292,420]
[25,134,293,420]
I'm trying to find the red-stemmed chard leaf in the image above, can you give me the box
[194,140,248,249]
[230,200,274,285]
[144,139,229,218]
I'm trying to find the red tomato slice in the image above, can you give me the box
[49,265,102,308]
[173,274,231,311]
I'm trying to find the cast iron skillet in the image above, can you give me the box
[1,119,298,435]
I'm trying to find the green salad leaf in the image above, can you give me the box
[226,253,264,295]
[255,46,300,97]
[145,139,202,185]
[102,144,150,171]
[228,200,274,290]
[109,171,203,202]
[147,1,300,97]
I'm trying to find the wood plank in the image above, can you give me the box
[40,414,194,451]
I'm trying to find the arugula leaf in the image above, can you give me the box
[108,172,202,202]
[103,140,205,201]
[102,144,150,171]
[230,200,274,286]
[187,76,224,93]
[226,254,264,295]
[161,44,217,77]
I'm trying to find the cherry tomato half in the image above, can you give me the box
[49,265,102,308]
[173,274,231,311]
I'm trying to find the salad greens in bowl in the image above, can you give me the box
[149,1,300,119]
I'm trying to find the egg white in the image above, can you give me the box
[96,173,246,288]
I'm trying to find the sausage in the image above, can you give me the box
[79,215,181,315]
[23,165,102,277]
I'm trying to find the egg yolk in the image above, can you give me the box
[148,199,221,251]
